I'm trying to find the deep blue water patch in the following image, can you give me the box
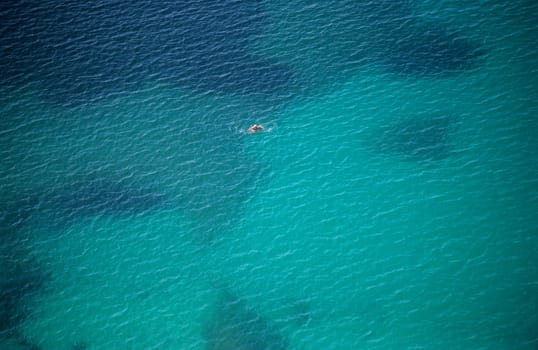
[0,0,293,104]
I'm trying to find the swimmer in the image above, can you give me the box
[247,124,264,133]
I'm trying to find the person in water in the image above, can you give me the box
[247,124,264,133]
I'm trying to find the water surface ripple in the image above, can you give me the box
[0,1,537,349]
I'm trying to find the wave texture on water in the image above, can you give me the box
[0,0,537,349]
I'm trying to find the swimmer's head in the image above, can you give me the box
[248,124,264,133]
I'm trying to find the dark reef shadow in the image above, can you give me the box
[0,196,39,239]
[203,287,288,350]
[268,0,484,80]
[44,179,168,223]
[0,253,46,335]
[380,22,484,76]
[0,231,47,349]
[0,179,168,232]
[341,1,485,76]
[374,115,460,162]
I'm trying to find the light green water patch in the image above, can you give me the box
[205,63,537,348]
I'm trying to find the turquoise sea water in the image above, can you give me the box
[1,1,537,349]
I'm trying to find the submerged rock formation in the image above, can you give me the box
[263,0,483,79]
[203,288,288,350]
[0,243,46,337]
[376,115,459,161]
[48,180,167,219]
[0,196,45,350]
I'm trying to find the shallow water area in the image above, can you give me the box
[214,67,537,348]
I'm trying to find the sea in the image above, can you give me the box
[1,1,537,349]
